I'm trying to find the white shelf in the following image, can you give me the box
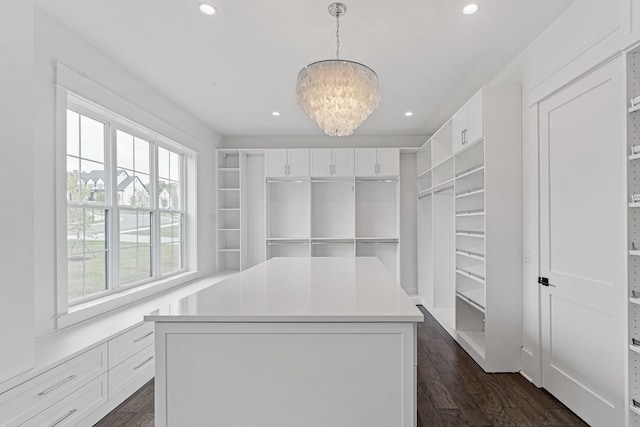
[219,208,240,211]
[430,155,454,172]
[630,202,640,208]
[630,297,640,305]
[219,228,240,231]
[218,168,240,172]
[457,289,486,312]
[456,210,485,217]
[456,188,485,199]
[455,165,485,180]
[456,268,486,285]
[218,188,240,191]
[417,169,431,179]
[456,250,485,261]
[218,248,240,252]
[629,102,640,114]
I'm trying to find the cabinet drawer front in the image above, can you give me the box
[108,321,154,368]
[109,344,154,398]
[19,373,107,427]
[0,344,107,427]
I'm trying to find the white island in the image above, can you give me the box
[145,257,423,427]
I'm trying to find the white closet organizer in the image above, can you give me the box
[261,148,400,282]
[215,148,402,283]
[416,85,522,372]
[217,150,243,272]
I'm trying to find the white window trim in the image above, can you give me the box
[55,79,199,329]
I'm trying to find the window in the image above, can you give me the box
[65,102,189,305]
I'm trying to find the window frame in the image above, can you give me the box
[57,92,193,316]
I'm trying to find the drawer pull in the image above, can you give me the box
[133,331,154,343]
[47,408,77,427]
[133,356,154,370]
[38,375,77,396]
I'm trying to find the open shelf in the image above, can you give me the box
[457,288,485,310]
[456,268,486,285]
[456,250,485,261]
[356,180,397,239]
[311,180,355,239]
[266,180,310,240]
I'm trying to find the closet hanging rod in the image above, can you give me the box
[311,178,354,183]
[266,179,309,184]
[417,192,433,200]
[433,185,454,195]
[355,178,398,183]
[266,242,309,245]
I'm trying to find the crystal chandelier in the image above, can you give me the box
[296,3,380,137]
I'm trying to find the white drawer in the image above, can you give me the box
[19,373,107,427]
[109,344,154,398]
[108,321,154,368]
[0,344,107,427]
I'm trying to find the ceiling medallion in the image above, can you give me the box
[296,3,380,137]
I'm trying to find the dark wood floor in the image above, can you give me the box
[96,306,588,426]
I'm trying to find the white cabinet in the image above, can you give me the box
[310,149,354,177]
[355,148,399,177]
[452,89,484,154]
[266,149,309,178]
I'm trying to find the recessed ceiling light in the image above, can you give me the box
[199,3,216,15]
[463,3,479,15]
[272,111,281,117]
[405,111,414,117]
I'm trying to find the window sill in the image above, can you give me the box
[56,271,203,329]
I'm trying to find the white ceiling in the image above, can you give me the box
[35,0,575,137]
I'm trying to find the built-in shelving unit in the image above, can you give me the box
[416,85,522,372]
[217,150,242,272]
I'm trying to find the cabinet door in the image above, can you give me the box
[265,150,288,178]
[287,149,310,177]
[466,89,484,145]
[451,107,467,154]
[355,148,378,177]
[332,148,355,177]
[310,149,333,177]
[376,148,399,177]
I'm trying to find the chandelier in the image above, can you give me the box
[296,3,380,137]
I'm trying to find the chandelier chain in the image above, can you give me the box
[336,12,340,60]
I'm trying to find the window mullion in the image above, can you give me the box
[109,122,120,291]
[151,141,160,278]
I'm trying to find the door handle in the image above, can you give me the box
[538,277,552,287]
[462,129,468,145]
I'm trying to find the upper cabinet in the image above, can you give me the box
[452,89,484,154]
[355,148,399,177]
[265,149,309,178]
[310,149,354,177]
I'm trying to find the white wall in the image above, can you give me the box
[489,0,623,384]
[222,135,427,149]
[0,0,36,383]
[33,9,222,337]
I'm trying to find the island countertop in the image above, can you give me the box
[145,257,423,323]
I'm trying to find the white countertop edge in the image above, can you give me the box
[145,314,424,323]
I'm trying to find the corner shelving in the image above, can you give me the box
[217,150,243,272]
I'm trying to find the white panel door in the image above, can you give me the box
[287,149,309,177]
[355,148,378,177]
[377,148,399,176]
[265,149,288,178]
[310,149,332,177]
[539,58,625,427]
[332,148,355,177]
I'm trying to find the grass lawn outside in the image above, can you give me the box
[67,238,181,301]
